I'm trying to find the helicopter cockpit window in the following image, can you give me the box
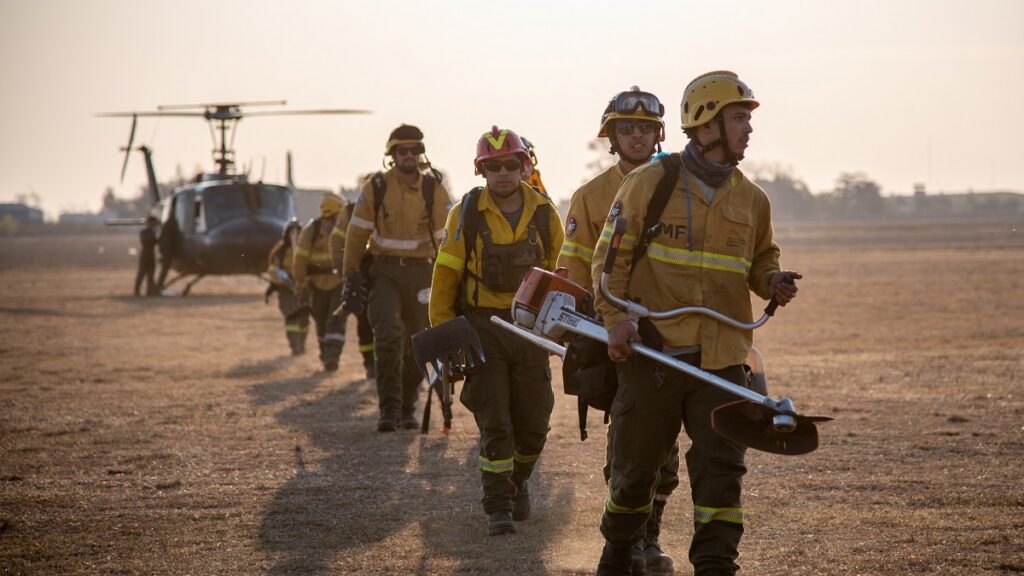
[193,197,207,234]
[257,185,294,217]
[202,187,249,229]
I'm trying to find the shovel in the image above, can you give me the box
[410,317,486,435]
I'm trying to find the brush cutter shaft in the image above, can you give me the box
[550,305,779,409]
[599,272,773,329]
[490,316,567,358]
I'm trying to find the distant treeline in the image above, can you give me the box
[754,170,1024,221]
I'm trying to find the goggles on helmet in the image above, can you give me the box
[612,90,664,118]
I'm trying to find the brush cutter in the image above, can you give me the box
[411,317,486,435]
[491,217,831,455]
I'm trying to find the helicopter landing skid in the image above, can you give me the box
[158,273,205,297]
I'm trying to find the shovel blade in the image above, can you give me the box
[411,317,486,380]
[712,400,833,456]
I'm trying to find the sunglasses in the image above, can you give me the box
[483,159,523,173]
[612,91,665,117]
[615,120,660,136]
[394,145,423,157]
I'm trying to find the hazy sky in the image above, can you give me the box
[1,0,1022,218]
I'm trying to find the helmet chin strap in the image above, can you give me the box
[697,115,740,166]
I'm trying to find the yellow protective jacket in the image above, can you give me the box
[267,240,296,284]
[556,162,627,288]
[429,182,565,327]
[328,203,353,272]
[293,217,344,291]
[341,169,452,277]
[592,162,781,370]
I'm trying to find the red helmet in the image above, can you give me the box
[474,126,531,175]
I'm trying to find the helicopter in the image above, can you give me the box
[100,100,369,295]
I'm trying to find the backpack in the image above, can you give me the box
[566,153,684,440]
[454,186,553,312]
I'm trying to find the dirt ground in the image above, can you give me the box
[1,220,1022,575]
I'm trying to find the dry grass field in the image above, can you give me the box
[2,220,1022,575]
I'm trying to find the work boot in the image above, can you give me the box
[596,542,635,576]
[400,408,419,430]
[642,499,674,575]
[631,542,647,575]
[487,511,516,536]
[512,480,531,521]
[377,409,398,433]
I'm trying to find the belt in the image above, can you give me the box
[375,254,433,266]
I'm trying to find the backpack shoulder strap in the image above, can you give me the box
[453,187,484,311]
[532,191,553,261]
[458,187,485,260]
[371,171,387,224]
[631,153,682,268]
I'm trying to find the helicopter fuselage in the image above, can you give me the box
[159,177,295,277]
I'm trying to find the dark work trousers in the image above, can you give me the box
[355,307,375,371]
[135,227,158,296]
[603,430,681,508]
[601,352,748,576]
[367,258,431,417]
[134,256,156,296]
[276,285,310,353]
[309,284,344,366]
[461,312,554,515]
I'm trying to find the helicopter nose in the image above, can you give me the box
[203,217,283,274]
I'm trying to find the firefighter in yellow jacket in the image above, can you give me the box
[591,71,800,575]
[294,193,347,372]
[342,125,453,432]
[429,127,564,537]
[267,218,308,355]
[329,199,376,379]
[558,86,679,575]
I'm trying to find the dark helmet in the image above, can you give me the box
[384,124,425,155]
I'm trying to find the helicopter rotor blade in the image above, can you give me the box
[244,109,372,116]
[157,100,287,111]
[97,111,206,117]
[119,114,137,184]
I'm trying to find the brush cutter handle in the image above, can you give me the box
[599,217,786,330]
[763,274,797,317]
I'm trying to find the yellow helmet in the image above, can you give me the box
[598,86,666,140]
[319,193,344,217]
[680,71,759,130]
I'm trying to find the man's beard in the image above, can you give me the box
[490,184,519,198]
[397,163,418,175]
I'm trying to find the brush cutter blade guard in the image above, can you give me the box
[712,400,833,455]
[512,267,591,329]
[411,317,485,380]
